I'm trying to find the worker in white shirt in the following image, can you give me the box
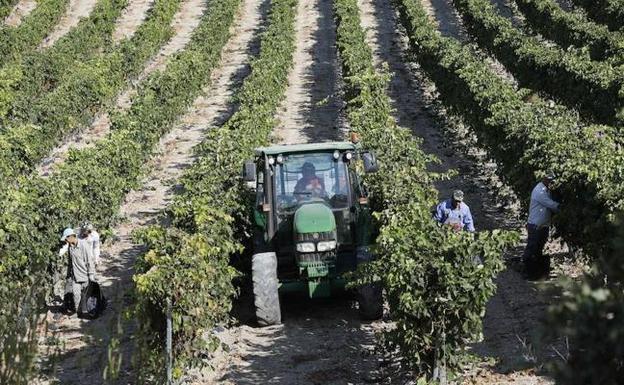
[59,228,96,315]
[80,222,101,266]
[522,172,560,280]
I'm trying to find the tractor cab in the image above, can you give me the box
[243,142,382,325]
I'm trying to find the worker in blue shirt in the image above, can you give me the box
[522,172,560,280]
[434,190,475,232]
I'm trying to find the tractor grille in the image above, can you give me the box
[296,250,337,265]
[296,231,334,242]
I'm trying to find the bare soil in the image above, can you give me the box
[35,0,267,382]
[37,0,208,177]
[40,0,98,48]
[201,295,390,385]
[125,0,208,105]
[3,0,37,27]
[421,0,466,39]
[273,0,346,144]
[112,0,154,42]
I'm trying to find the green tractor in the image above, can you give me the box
[242,141,383,326]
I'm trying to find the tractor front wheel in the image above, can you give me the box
[358,284,383,320]
[252,252,281,326]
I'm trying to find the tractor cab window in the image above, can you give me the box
[275,153,350,213]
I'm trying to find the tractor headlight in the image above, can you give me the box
[296,242,316,253]
[317,240,337,252]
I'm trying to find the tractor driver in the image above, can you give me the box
[294,162,327,200]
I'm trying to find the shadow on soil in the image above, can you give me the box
[226,285,382,385]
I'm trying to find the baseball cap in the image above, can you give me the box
[544,171,557,181]
[60,228,77,241]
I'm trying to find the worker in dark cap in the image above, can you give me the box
[523,171,560,280]
[434,190,475,232]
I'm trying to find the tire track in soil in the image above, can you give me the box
[3,0,37,26]
[35,0,267,383]
[273,0,346,144]
[357,0,555,383]
[37,0,208,177]
[111,0,155,42]
[40,0,98,48]
[210,296,383,385]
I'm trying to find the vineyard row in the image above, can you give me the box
[0,0,18,20]
[134,0,299,377]
[0,0,181,187]
[0,0,69,63]
[571,0,624,32]
[334,0,515,377]
[1,0,128,122]
[453,0,624,127]
[0,0,235,381]
[514,0,624,64]
[396,0,624,260]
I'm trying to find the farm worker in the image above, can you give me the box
[295,162,327,199]
[434,190,475,232]
[80,222,101,266]
[59,227,97,314]
[522,172,560,279]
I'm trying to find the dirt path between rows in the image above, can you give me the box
[37,0,208,177]
[206,296,384,385]
[357,0,558,383]
[35,0,267,382]
[40,0,98,48]
[112,0,154,42]
[3,0,37,26]
[273,0,345,144]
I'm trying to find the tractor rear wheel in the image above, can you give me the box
[252,252,281,326]
[358,284,383,320]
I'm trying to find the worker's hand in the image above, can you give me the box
[89,274,97,282]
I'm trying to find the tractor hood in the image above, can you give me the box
[293,203,336,234]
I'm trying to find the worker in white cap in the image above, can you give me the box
[523,171,560,280]
[434,190,475,232]
[59,227,96,314]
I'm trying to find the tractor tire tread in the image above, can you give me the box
[252,252,281,326]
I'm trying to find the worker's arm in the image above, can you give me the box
[535,187,560,212]
[92,233,101,259]
[463,207,476,232]
[433,202,446,223]
[85,244,96,280]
